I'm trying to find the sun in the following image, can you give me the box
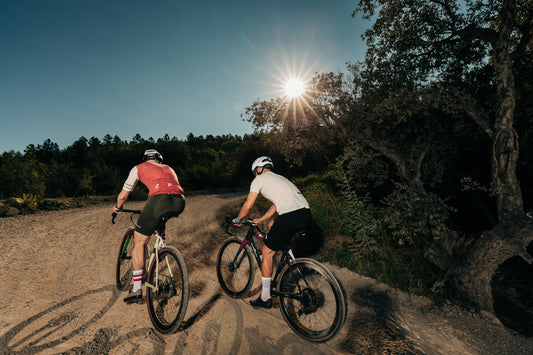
[284,78,306,99]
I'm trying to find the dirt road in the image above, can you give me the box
[1,193,531,354]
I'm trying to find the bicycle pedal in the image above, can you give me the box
[124,290,143,304]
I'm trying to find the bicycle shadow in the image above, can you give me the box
[0,285,120,353]
[0,284,187,354]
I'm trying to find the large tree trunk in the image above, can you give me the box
[448,219,533,312]
[450,0,527,313]
[491,0,524,221]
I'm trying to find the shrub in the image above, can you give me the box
[19,193,39,214]
[38,199,67,211]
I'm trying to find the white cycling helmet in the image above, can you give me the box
[143,149,163,162]
[251,156,273,173]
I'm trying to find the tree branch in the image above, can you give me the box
[354,133,412,182]
[513,12,533,60]
[520,250,533,264]
[459,95,494,137]
[415,144,430,183]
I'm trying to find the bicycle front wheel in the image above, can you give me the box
[277,258,346,342]
[115,229,134,291]
[146,246,189,334]
[216,237,255,298]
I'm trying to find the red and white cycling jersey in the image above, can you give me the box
[123,161,184,196]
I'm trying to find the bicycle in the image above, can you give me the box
[112,208,189,334]
[216,216,346,342]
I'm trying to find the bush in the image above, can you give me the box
[19,193,39,214]
[38,199,67,211]
[294,172,344,238]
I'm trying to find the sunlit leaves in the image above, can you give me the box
[242,72,352,165]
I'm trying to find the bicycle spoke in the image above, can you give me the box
[278,259,345,342]
[116,229,134,291]
[146,247,188,334]
[216,238,255,298]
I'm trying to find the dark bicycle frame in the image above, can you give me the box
[222,217,309,301]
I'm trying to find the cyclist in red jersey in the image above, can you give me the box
[113,149,185,304]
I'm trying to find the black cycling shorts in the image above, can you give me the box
[136,194,185,236]
[264,208,311,252]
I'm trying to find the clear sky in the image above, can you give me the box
[0,0,369,153]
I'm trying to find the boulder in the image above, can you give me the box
[0,205,18,217]
[6,197,24,208]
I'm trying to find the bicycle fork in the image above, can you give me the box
[229,239,254,271]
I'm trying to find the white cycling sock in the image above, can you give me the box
[132,270,143,293]
[261,277,271,301]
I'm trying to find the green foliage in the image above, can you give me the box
[293,173,344,238]
[332,158,383,254]
[381,183,450,245]
[37,199,67,211]
[19,193,39,215]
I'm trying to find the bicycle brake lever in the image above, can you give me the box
[221,216,234,235]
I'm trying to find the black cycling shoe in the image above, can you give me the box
[250,295,272,309]
[124,289,142,304]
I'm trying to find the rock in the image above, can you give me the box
[6,207,18,217]
[5,197,24,208]
[0,205,18,217]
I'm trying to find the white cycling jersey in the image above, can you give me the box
[250,171,309,215]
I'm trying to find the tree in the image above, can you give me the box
[354,0,533,312]
[243,72,351,166]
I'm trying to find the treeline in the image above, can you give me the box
[0,132,334,200]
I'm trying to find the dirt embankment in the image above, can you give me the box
[0,192,531,354]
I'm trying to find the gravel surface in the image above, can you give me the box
[0,193,531,354]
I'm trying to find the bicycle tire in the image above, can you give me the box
[277,258,346,342]
[146,246,189,334]
[216,237,256,298]
[115,229,135,291]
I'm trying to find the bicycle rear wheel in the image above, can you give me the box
[216,237,255,298]
[146,246,189,334]
[115,229,134,291]
[277,258,346,342]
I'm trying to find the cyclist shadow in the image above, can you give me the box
[0,285,120,353]
[0,285,169,354]
[340,286,423,354]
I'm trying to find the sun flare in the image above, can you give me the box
[284,78,306,99]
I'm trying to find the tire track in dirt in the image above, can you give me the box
[0,193,342,354]
[1,193,531,354]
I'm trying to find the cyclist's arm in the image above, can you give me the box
[114,189,132,212]
[114,166,139,213]
[256,204,276,224]
[235,191,259,222]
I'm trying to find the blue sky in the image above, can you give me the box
[0,0,369,153]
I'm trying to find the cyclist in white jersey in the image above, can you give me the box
[233,156,311,308]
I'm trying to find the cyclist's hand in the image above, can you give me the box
[113,205,121,213]
[252,218,261,226]
[232,218,242,226]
